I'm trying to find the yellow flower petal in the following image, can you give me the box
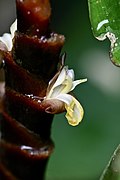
[65,96,84,126]
[54,94,84,126]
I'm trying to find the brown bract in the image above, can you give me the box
[42,99,65,114]
[16,0,51,36]
[0,0,65,179]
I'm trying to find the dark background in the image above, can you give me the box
[0,0,120,179]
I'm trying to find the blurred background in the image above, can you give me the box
[0,0,120,179]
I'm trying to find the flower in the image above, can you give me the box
[0,19,17,51]
[45,66,87,126]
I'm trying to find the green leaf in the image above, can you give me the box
[88,0,120,66]
[100,145,120,180]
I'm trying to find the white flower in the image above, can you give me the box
[0,19,17,51]
[45,66,87,126]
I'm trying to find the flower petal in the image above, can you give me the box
[46,67,66,98]
[65,97,84,126]
[54,93,72,105]
[10,19,17,39]
[47,84,66,98]
[46,66,73,98]
[55,93,84,126]
[52,66,66,88]
[0,19,17,51]
[0,33,12,51]
[71,78,87,91]
[67,69,74,80]
[58,75,73,94]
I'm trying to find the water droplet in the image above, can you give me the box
[36,29,40,32]
[0,59,5,69]
[97,19,109,31]
[27,11,31,15]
